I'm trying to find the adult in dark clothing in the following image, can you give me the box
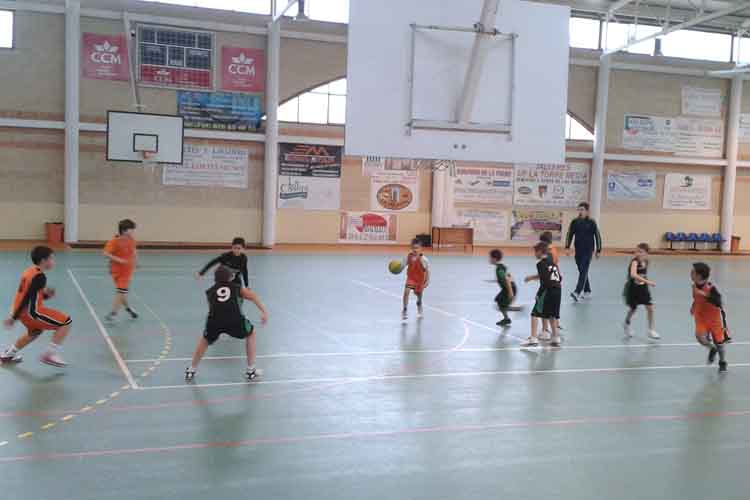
[195,237,250,287]
[565,202,602,302]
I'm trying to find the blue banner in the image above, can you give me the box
[177,91,262,131]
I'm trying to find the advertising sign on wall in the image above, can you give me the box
[682,86,722,117]
[607,171,656,201]
[453,165,513,204]
[82,33,130,81]
[339,212,398,244]
[178,91,262,131]
[277,143,342,210]
[513,163,589,207]
[370,170,419,212]
[221,47,265,93]
[452,209,509,243]
[510,210,563,242]
[162,144,248,188]
[622,114,723,158]
[663,173,712,210]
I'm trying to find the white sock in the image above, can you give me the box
[248,364,255,372]
[47,342,60,353]
[189,365,197,371]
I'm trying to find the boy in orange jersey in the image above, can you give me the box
[1,246,72,367]
[103,219,138,323]
[402,238,430,322]
[691,262,728,372]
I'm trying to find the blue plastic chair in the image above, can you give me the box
[711,233,723,250]
[687,233,699,250]
[698,233,711,250]
[675,232,688,250]
[664,232,678,250]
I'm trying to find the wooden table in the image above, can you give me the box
[431,227,474,253]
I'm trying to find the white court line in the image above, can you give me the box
[67,269,139,389]
[137,362,750,390]
[351,279,527,341]
[123,341,750,363]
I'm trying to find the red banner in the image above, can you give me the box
[140,65,212,89]
[81,33,130,82]
[221,47,265,92]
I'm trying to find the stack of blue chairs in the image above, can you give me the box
[664,232,723,250]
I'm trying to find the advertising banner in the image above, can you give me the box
[163,144,248,188]
[513,163,589,207]
[339,212,398,244]
[221,46,265,92]
[82,33,130,81]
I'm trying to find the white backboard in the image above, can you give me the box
[346,0,570,164]
[106,111,184,164]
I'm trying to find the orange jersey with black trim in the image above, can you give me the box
[12,266,46,319]
[692,282,722,324]
[104,235,136,273]
[406,252,428,285]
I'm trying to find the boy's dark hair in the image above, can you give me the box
[31,246,54,265]
[637,243,650,253]
[214,266,233,283]
[534,242,549,255]
[231,237,246,247]
[411,238,422,246]
[489,249,503,261]
[539,231,553,244]
[693,262,711,281]
[118,219,136,235]
[578,202,590,210]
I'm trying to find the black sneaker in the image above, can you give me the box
[707,347,718,365]
[497,318,512,327]
[246,368,261,381]
[719,361,728,373]
[570,292,580,303]
[185,368,196,381]
[126,308,139,320]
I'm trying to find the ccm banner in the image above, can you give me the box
[278,143,342,210]
[221,46,265,92]
[82,33,130,81]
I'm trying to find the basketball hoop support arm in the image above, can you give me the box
[406,17,516,136]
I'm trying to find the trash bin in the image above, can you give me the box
[731,235,741,253]
[45,222,64,244]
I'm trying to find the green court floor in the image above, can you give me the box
[1,249,750,500]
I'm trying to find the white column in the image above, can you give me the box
[431,168,447,227]
[721,76,743,252]
[64,0,80,243]
[589,53,611,224]
[262,20,281,248]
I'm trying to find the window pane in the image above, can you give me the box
[310,82,330,94]
[278,98,299,122]
[298,92,329,124]
[569,17,599,49]
[141,44,167,66]
[329,95,346,124]
[0,11,13,48]
[566,114,593,141]
[604,23,660,55]
[308,0,349,23]
[157,29,196,47]
[661,30,731,62]
[186,48,211,69]
[736,36,750,64]
[328,78,347,95]
[168,46,185,67]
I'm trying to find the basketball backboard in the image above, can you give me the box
[106,111,184,164]
[345,0,570,164]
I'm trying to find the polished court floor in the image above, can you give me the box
[1,249,750,499]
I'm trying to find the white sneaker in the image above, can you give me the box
[583,293,592,300]
[40,352,67,368]
[623,323,633,338]
[550,336,562,347]
[538,332,551,342]
[417,304,424,318]
[401,310,408,323]
[648,330,661,340]
[520,337,539,348]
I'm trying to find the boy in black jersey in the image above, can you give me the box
[195,237,250,287]
[185,266,268,381]
[523,242,562,348]
[623,243,660,340]
[489,249,516,327]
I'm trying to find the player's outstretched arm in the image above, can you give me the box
[241,288,268,324]
[196,255,222,278]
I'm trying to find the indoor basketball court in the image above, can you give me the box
[2,0,750,498]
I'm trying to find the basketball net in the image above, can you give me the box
[141,151,159,183]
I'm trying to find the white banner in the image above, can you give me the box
[453,165,513,204]
[370,170,419,212]
[622,114,723,158]
[663,173,712,210]
[278,176,341,210]
[452,209,508,243]
[740,114,750,142]
[607,171,656,201]
[339,212,398,244]
[163,144,248,188]
[513,163,589,207]
[682,87,722,117]
[361,155,386,176]
[622,115,674,153]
